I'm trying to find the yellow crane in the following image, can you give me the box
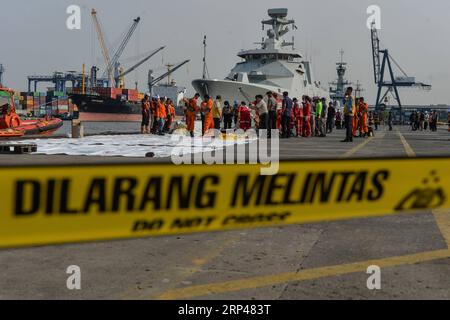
[91,8,113,85]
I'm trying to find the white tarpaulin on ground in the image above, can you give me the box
[13,130,252,158]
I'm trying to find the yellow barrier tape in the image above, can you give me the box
[0,158,449,248]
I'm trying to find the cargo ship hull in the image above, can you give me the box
[70,93,141,122]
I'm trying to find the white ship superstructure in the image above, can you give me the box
[192,8,328,102]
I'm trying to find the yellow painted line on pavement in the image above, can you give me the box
[397,129,416,157]
[433,209,450,247]
[158,209,450,299]
[150,234,240,300]
[340,137,374,158]
[158,248,450,300]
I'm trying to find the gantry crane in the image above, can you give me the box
[370,23,431,119]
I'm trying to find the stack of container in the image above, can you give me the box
[122,89,139,102]
[93,87,123,99]
[19,92,34,111]
[46,91,70,115]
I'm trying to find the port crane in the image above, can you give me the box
[370,23,431,118]
[147,60,190,95]
[101,16,141,87]
[91,9,113,85]
[114,46,166,87]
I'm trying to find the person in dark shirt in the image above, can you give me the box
[326,102,336,134]
[281,91,293,138]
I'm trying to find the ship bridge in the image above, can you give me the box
[237,49,302,62]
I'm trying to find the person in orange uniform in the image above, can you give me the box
[201,95,214,135]
[293,98,303,137]
[238,101,251,131]
[358,97,369,137]
[156,97,167,135]
[302,95,312,137]
[165,99,176,132]
[150,97,158,134]
[141,94,151,134]
[186,93,200,137]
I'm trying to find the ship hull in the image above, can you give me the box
[192,79,282,103]
[192,79,328,103]
[70,94,141,122]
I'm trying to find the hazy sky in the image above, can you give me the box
[1,0,449,105]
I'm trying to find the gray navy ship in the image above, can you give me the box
[192,8,328,102]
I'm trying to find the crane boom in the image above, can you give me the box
[91,9,113,85]
[371,22,381,84]
[149,60,190,87]
[115,46,165,83]
[102,16,141,85]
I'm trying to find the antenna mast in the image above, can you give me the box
[202,35,208,79]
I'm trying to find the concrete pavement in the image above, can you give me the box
[0,125,449,299]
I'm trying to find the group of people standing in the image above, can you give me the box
[409,110,439,132]
[141,95,176,135]
[180,91,337,139]
[142,87,446,139]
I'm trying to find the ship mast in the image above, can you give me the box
[202,35,209,80]
[261,8,297,50]
[329,50,352,105]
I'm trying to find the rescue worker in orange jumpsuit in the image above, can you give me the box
[150,97,158,134]
[293,98,303,137]
[272,93,282,129]
[186,93,200,137]
[302,95,312,137]
[201,95,214,135]
[238,101,251,131]
[156,97,167,135]
[165,99,176,132]
[358,97,369,137]
[141,94,151,134]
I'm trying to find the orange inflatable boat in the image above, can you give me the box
[0,87,63,138]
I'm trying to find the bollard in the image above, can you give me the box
[71,120,84,138]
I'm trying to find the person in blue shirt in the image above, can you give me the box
[281,91,293,138]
